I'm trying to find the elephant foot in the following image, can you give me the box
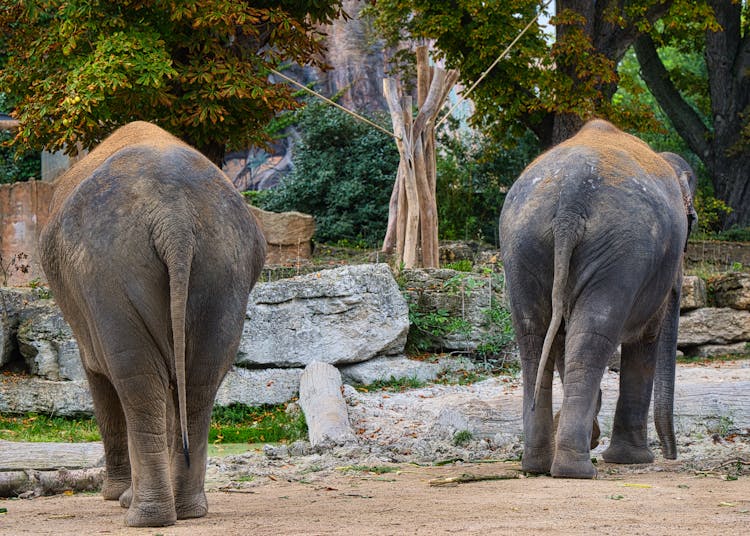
[521,446,552,475]
[125,499,177,528]
[601,443,654,465]
[118,486,132,508]
[591,418,601,450]
[176,491,208,520]
[102,478,130,501]
[551,449,597,479]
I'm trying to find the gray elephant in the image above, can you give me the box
[499,119,696,479]
[40,121,266,526]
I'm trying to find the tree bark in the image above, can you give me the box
[298,361,355,447]
[0,468,104,498]
[634,1,750,228]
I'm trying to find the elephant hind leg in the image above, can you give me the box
[602,339,657,464]
[519,332,560,475]
[85,368,131,501]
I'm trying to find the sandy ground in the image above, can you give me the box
[1,360,748,535]
[1,459,748,535]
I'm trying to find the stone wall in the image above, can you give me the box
[0,182,315,288]
[0,181,53,286]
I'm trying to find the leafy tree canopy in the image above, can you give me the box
[0,0,345,164]
[368,0,750,228]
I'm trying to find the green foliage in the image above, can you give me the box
[1,94,39,183]
[209,403,307,444]
[257,102,399,247]
[452,429,473,446]
[693,190,734,236]
[407,305,472,354]
[0,413,100,442]
[0,0,344,161]
[442,260,473,272]
[357,376,428,391]
[436,127,539,244]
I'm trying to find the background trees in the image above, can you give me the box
[370,0,750,229]
[0,0,344,165]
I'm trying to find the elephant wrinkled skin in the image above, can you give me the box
[40,122,266,526]
[499,119,696,479]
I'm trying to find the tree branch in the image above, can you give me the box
[633,33,712,162]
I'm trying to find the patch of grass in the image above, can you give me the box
[356,375,427,392]
[453,430,474,446]
[209,403,307,445]
[442,260,473,272]
[1,402,308,445]
[0,413,100,442]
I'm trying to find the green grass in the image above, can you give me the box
[0,413,101,442]
[209,403,307,444]
[356,375,428,392]
[0,403,308,445]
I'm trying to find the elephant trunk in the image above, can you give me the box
[653,286,681,460]
[654,351,676,459]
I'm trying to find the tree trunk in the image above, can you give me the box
[634,1,750,229]
[0,468,104,498]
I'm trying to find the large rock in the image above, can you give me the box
[0,365,305,416]
[16,301,83,381]
[247,205,315,265]
[339,355,442,385]
[0,376,93,416]
[710,272,750,310]
[680,275,707,311]
[239,264,408,367]
[215,367,302,407]
[400,268,508,352]
[0,287,44,367]
[678,307,750,348]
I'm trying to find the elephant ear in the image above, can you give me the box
[678,171,698,251]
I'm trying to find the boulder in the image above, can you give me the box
[400,268,507,352]
[0,287,45,367]
[215,367,302,407]
[16,301,83,381]
[684,342,749,358]
[678,307,750,348]
[339,355,442,385]
[239,264,408,368]
[680,276,707,311]
[247,205,315,265]
[710,272,750,310]
[0,376,93,416]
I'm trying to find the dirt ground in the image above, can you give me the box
[1,458,748,536]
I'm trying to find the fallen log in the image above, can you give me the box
[0,467,104,498]
[0,440,104,471]
[299,361,356,447]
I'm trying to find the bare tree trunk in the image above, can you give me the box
[382,47,457,269]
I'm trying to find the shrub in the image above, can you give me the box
[257,101,399,247]
[435,126,539,245]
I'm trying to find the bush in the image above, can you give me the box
[436,126,539,245]
[0,94,40,183]
[257,102,399,247]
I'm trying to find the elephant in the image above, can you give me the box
[499,119,696,479]
[39,121,266,526]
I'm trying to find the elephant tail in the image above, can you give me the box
[164,234,194,469]
[532,214,583,411]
